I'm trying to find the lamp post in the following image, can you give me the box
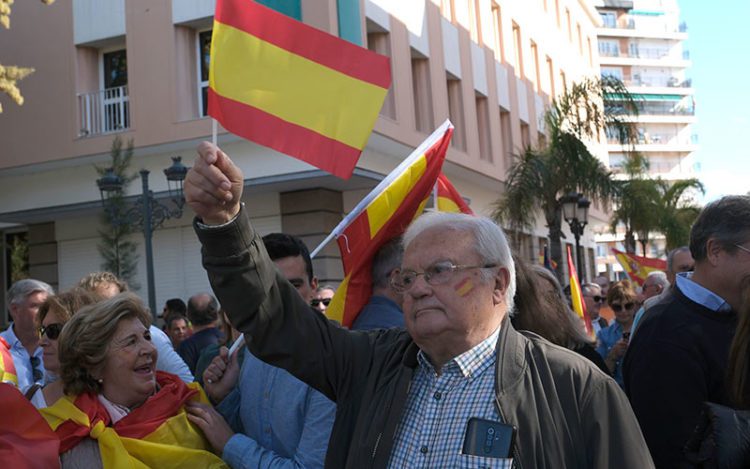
[96,157,189,317]
[560,192,590,283]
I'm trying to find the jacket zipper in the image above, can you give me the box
[371,432,382,460]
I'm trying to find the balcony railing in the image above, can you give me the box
[622,77,692,88]
[78,85,130,137]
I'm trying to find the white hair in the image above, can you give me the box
[7,278,54,309]
[646,270,670,289]
[402,212,516,310]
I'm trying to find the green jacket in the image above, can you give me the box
[195,208,654,469]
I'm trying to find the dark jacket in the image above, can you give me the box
[195,209,653,469]
[624,287,737,468]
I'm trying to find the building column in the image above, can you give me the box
[280,189,344,287]
[28,222,58,291]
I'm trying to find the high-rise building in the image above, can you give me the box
[0,0,604,323]
[593,0,698,277]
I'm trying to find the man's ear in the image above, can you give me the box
[492,268,511,305]
[705,238,723,267]
[7,303,18,322]
[310,276,319,292]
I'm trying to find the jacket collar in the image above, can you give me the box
[494,316,527,396]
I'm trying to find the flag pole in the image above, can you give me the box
[433,181,439,211]
[310,120,454,259]
[212,119,218,146]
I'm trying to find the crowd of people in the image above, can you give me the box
[0,141,748,468]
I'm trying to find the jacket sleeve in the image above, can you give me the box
[581,377,655,469]
[221,388,335,469]
[194,207,374,403]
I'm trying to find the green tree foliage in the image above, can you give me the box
[655,178,704,251]
[9,234,29,283]
[96,137,140,288]
[494,77,638,279]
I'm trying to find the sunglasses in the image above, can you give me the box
[585,295,604,303]
[311,298,331,308]
[611,302,635,313]
[39,323,64,340]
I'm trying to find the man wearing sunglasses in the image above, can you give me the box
[186,142,653,469]
[351,238,405,331]
[582,283,609,335]
[624,195,750,468]
[1,279,54,393]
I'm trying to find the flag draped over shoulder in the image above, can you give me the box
[0,383,60,469]
[567,246,594,339]
[41,372,227,469]
[612,248,667,286]
[208,0,391,179]
[0,337,17,386]
[322,121,454,327]
[435,173,474,214]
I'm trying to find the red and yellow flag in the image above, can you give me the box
[435,173,474,214]
[0,337,17,386]
[567,245,594,339]
[0,383,60,469]
[41,372,227,468]
[321,121,454,326]
[612,249,667,286]
[208,0,391,179]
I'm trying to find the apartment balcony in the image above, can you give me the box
[78,85,130,137]
[607,134,698,153]
[622,77,693,91]
[598,23,688,41]
[599,51,690,68]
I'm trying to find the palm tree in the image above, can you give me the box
[494,77,638,280]
[655,178,705,251]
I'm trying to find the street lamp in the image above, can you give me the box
[96,156,189,317]
[560,192,590,282]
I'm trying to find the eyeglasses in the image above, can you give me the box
[30,356,43,383]
[586,295,604,304]
[611,302,635,313]
[735,244,750,255]
[311,298,331,308]
[391,261,497,293]
[39,323,64,340]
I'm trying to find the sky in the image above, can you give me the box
[679,1,750,202]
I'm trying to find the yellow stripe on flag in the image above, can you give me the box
[367,155,428,237]
[437,196,462,213]
[210,22,388,150]
[327,275,348,323]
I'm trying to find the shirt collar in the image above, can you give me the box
[417,325,501,378]
[1,324,21,349]
[676,272,732,312]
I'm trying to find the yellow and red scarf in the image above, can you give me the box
[0,383,60,469]
[0,337,18,386]
[42,372,227,468]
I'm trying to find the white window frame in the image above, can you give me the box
[196,28,212,117]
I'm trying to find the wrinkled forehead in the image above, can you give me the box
[404,227,475,263]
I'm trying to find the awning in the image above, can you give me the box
[606,93,685,102]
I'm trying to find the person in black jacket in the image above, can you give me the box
[624,195,750,468]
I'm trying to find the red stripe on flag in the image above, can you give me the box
[215,0,391,89]
[209,89,361,179]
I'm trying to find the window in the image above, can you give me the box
[520,122,530,148]
[560,71,567,94]
[599,11,616,28]
[565,8,572,41]
[601,67,623,80]
[530,41,540,91]
[555,0,561,27]
[499,106,512,162]
[367,22,395,119]
[411,50,434,133]
[447,74,466,151]
[99,48,129,132]
[103,49,127,89]
[587,37,593,65]
[546,56,555,97]
[198,30,212,117]
[577,24,583,54]
[475,94,492,161]
[491,3,504,62]
[598,40,620,57]
[512,22,523,78]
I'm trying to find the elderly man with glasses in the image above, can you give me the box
[582,283,609,335]
[624,195,750,468]
[1,279,54,393]
[185,142,653,469]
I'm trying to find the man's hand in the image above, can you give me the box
[608,339,629,361]
[203,346,240,403]
[186,402,235,454]
[185,142,244,225]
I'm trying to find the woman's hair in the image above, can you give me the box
[77,271,128,296]
[728,277,750,409]
[511,254,592,348]
[58,292,151,396]
[606,280,637,306]
[38,287,98,327]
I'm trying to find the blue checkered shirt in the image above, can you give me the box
[387,327,513,469]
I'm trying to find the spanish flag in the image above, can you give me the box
[0,337,17,386]
[612,249,667,287]
[41,372,227,468]
[0,383,60,469]
[567,245,594,339]
[322,121,454,326]
[208,0,391,179]
[435,173,474,214]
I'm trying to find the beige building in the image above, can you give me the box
[1,0,606,323]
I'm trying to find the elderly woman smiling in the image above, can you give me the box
[41,293,227,469]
